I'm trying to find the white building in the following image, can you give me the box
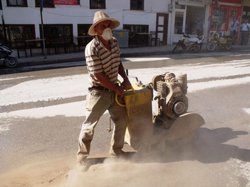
[0,0,211,57]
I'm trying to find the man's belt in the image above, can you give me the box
[89,84,119,92]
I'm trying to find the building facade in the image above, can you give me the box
[0,0,249,56]
[170,0,211,43]
[208,0,243,41]
[0,0,173,52]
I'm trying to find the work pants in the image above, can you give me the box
[196,29,203,37]
[77,88,128,162]
[230,31,237,44]
[241,31,249,46]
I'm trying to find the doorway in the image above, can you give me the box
[155,13,168,46]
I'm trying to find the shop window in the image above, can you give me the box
[242,7,250,21]
[7,0,27,7]
[123,24,148,46]
[90,0,105,9]
[35,0,54,8]
[77,24,92,47]
[130,0,144,10]
[175,12,184,34]
[4,25,35,47]
[42,24,73,43]
[77,24,91,36]
[211,8,227,30]
[185,6,205,35]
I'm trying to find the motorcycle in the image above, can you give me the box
[172,33,204,54]
[206,31,232,52]
[0,41,18,68]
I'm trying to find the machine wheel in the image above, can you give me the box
[206,42,216,52]
[172,45,180,54]
[224,42,232,50]
[191,44,201,53]
[4,57,18,68]
[137,142,152,155]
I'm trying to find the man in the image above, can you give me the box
[230,17,239,45]
[240,19,250,46]
[196,17,203,37]
[76,11,132,167]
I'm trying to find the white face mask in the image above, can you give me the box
[101,28,113,41]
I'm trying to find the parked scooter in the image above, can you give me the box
[0,41,18,68]
[172,33,204,54]
[206,31,232,52]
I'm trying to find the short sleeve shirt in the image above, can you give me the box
[196,21,203,30]
[230,20,239,31]
[241,23,250,31]
[85,36,121,87]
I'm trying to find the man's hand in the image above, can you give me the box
[121,78,132,90]
[115,86,125,97]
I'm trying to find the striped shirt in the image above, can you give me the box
[85,36,121,87]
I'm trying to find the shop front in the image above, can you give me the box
[241,0,250,44]
[208,0,242,41]
[171,0,210,44]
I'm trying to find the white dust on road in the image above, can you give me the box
[0,60,250,121]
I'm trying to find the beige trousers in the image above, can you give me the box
[77,88,128,162]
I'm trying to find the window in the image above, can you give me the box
[175,12,184,34]
[242,7,250,21]
[77,24,92,46]
[77,24,91,36]
[7,0,27,7]
[4,25,35,47]
[185,6,205,34]
[90,0,105,9]
[130,0,144,10]
[211,8,227,30]
[42,24,73,43]
[123,24,149,47]
[35,0,54,8]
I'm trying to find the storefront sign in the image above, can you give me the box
[53,0,78,5]
[179,0,205,4]
[219,0,241,4]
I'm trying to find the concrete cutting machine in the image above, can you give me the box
[116,72,205,154]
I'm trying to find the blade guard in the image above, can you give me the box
[164,112,205,142]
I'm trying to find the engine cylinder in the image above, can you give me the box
[177,73,187,95]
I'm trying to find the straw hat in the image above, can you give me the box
[88,11,120,36]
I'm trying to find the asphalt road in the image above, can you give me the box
[0,52,250,187]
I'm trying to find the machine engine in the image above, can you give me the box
[151,72,188,128]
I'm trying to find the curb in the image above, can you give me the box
[4,44,250,68]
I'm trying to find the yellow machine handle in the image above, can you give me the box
[115,80,135,107]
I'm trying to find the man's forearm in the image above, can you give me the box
[118,62,129,81]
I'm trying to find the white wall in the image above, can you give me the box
[1,0,173,45]
[0,0,170,36]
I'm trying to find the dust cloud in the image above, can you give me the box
[63,147,198,187]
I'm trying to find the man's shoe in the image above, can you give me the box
[76,160,87,172]
[109,150,125,157]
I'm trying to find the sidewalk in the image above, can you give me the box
[16,44,250,67]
